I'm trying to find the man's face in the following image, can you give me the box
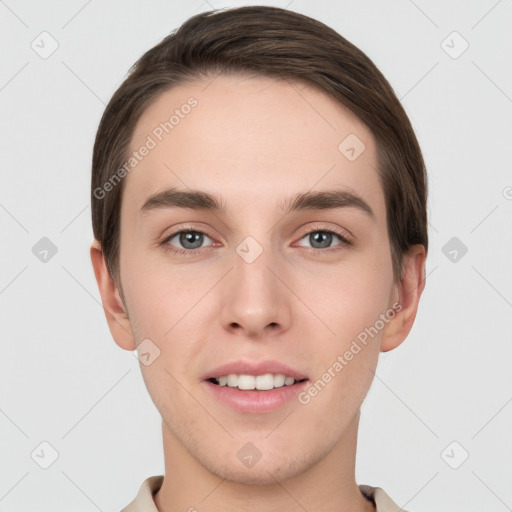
[118,74,398,483]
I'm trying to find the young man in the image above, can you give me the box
[90,6,428,511]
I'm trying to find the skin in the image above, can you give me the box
[91,74,426,512]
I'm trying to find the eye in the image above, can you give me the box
[161,229,214,255]
[296,228,352,252]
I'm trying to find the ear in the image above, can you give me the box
[380,244,427,352]
[90,239,136,351]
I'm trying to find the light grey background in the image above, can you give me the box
[1,1,511,511]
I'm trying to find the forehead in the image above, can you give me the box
[123,73,384,223]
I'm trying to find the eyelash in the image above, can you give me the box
[160,225,353,257]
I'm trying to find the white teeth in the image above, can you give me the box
[226,374,238,387]
[214,373,302,390]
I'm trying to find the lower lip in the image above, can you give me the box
[202,379,309,414]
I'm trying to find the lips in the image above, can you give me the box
[201,359,309,381]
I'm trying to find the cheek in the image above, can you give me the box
[291,256,391,399]
[294,260,391,340]
[301,299,383,416]
[121,250,201,333]
[121,266,209,382]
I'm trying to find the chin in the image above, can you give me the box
[213,462,301,486]
[206,448,317,486]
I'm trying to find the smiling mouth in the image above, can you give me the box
[203,374,310,413]
[207,376,308,391]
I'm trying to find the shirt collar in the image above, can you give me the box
[121,475,408,512]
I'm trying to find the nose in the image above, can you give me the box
[219,241,292,338]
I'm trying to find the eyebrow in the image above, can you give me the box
[139,186,375,220]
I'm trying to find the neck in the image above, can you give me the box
[153,410,375,512]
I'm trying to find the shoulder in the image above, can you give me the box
[359,484,415,512]
[120,475,164,512]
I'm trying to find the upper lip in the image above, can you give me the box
[202,359,309,381]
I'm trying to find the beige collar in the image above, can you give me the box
[122,475,410,512]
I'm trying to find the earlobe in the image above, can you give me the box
[380,244,427,353]
[89,239,136,351]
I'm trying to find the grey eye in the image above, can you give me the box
[297,230,343,249]
[168,231,212,250]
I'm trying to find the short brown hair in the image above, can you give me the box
[91,5,428,287]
